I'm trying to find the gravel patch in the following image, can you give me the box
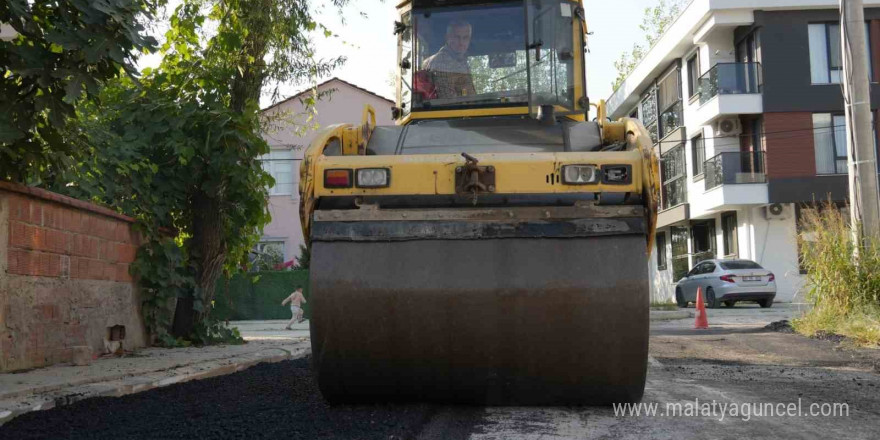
[764,319,795,333]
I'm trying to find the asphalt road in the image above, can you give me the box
[3,304,879,439]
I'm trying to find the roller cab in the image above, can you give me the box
[298,0,659,405]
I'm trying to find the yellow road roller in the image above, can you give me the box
[299,0,659,405]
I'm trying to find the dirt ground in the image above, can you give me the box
[2,304,879,439]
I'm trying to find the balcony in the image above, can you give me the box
[689,62,763,127]
[704,151,766,190]
[699,62,763,105]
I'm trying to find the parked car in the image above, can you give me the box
[675,259,776,309]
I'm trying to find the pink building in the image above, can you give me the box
[258,78,394,264]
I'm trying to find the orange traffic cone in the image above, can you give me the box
[694,286,709,329]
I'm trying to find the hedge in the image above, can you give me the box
[212,270,310,321]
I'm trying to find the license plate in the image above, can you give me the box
[743,276,760,282]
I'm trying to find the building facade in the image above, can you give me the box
[606,0,880,303]
[259,78,394,265]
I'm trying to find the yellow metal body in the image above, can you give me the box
[299,0,659,250]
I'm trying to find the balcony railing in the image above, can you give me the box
[704,152,766,190]
[698,62,763,105]
[661,176,687,210]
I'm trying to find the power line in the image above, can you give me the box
[650,123,852,145]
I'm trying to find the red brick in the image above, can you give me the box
[115,225,132,243]
[98,238,109,260]
[8,221,31,248]
[88,215,104,237]
[102,262,116,280]
[118,244,138,263]
[61,208,76,231]
[70,257,90,279]
[7,249,38,275]
[28,200,43,224]
[88,259,103,279]
[38,253,62,277]
[78,213,91,234]
[31,226,47,251]
[42,205,60,228]
[104,242,120,262]
[43,229,70,254]
[100,222,117,241]
[8,196,30,222]
[116,263,133,282]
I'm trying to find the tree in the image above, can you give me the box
[611,0,688,91]
[63,0,347,340]
[0,0,156,182]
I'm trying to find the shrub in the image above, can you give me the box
[794,203,880,346]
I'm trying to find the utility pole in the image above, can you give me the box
[841,0,880,241]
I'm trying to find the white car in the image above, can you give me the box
[675,259,776,308]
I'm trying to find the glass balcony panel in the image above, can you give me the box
[703,151,766,190]
[699,62,763,105]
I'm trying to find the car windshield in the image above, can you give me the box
[719,261,763,270]
[406,0,581,113]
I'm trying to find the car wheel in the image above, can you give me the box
[758,299,773,308]
[675,288,688,308]
[705,287,720,309]
[723,301,735,308]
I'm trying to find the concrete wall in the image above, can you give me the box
[259,79,394,261]
[0,183,146,372]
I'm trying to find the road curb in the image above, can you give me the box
[0,345,309,426]
[650,310,693,321]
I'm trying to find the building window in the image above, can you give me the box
[686,53,700,99]
[661,143,687,210]
[639,88,659,143]
[812,113,847,174]
[657,67,683,139]
[691,219,716,263]
[260,149,297,195]
[670,226,690,281]
[656,232,668,270]
[721,211,738,257]
[809,22,871,84]
[691,132,705,178]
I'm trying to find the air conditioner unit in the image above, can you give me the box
[714,118,743,137]
[763,203,790,220]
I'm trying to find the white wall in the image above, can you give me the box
[649,227,676,303]
[743,204,804,302]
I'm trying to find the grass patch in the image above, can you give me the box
[793,204,880,347]
[650,300,679,311]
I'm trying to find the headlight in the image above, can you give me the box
[356,168,390,188]
[561,165,598,185]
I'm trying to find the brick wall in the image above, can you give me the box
[1,182,147,372]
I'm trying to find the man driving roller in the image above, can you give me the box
[422,20,477,99]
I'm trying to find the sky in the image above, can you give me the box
[139,0,662,108]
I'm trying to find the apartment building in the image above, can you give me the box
[606,0,880,302]
[259,78,394,265]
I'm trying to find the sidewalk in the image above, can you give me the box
[0,320,310,425]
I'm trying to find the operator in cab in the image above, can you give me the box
[421,20,477,99]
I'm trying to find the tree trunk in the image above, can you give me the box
[172,191,227,337]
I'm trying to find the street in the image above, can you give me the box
[2,304,878,439]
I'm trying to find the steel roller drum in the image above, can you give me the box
[308,216,649,405]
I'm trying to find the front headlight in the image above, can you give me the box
[561,165,598,185]
[355,168,390,188]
